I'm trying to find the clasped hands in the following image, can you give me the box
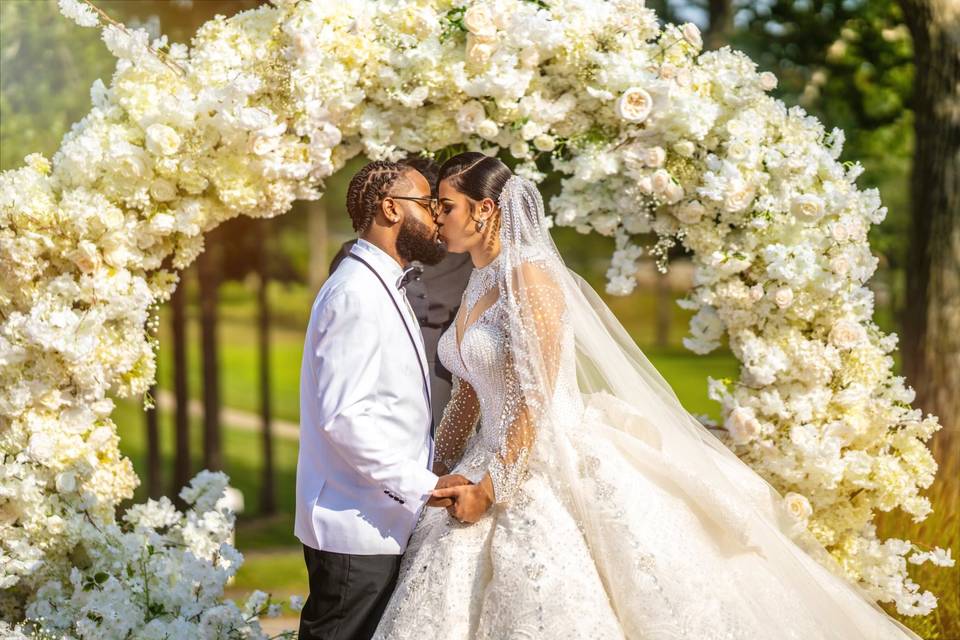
[425,468,494,524]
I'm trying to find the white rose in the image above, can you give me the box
[150,179,178,202]
[724,180,755,212]
[772,286,794,309]
[759,71,778,91]
[831,222,850,242]
[664,182,684,204]
[726,140,750,161]
[791,194,825,222]
[145,123,181,156]
[463,5,497,39]
[726,406,760,444]
[456,101,486,134]
[616,87,654,123]
[476,119,500,140]
[749,284,765,302]
[636,175,653,194]
[118,152,149,180]
[72,240,100,273]
[56,471,77,493]
[829,255,850,275]
[651,169,672,196]
[643,146,666,167]
[509,140,530,159]
[149,213,176,235]
[784,492,813,521]
[28,432,54,463]
[533,134,556,152]
[829,318,867,349]
[101,234,130,268]
[682,23,703,49]
[466,35,495,65]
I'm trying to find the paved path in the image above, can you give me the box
[259,616,298,636]
[155,389,300,440]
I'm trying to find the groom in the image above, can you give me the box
[295,160,470,639]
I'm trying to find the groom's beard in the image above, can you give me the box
[397,215,447,266]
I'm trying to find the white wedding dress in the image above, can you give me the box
[372,177,919,640]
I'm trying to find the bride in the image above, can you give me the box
[372,152,920,640]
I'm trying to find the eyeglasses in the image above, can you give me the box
[388,195,439,215]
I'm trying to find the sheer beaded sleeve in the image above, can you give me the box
[434,374,481,473]
[488,260,566,503]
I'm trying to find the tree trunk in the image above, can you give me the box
[198,232,223,471]
[257,220,277,515]
[655,268,672,347]
[899,0,960,443]
[705,0,733,50]
[171,272,191,499]
[307,199,328,293]
[144,382,161,499]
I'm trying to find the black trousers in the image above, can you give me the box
[298,544,402,640]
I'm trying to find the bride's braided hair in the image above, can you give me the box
[346,160,411,234]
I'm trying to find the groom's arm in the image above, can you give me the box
[312,288,438,514]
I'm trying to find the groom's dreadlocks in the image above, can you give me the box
[346,160,412,234]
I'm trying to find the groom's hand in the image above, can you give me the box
[426,474,472,508]
[432,475,494,523]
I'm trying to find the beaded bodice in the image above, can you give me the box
[436,255,512,453]
[434,252,580,501]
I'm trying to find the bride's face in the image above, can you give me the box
[435,178,497,254]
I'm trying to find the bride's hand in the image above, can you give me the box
[432,475,495,524]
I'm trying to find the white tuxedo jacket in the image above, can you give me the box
[295,239,438,555]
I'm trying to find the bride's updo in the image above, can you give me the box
[437,152,513,206]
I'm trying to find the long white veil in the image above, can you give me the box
[495,174,920,639]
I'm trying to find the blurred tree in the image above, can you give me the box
[705,0,733,49]
[898,0,959,435]
[736,0,915,287]
[0,0,113,170]
[144,382,161,498]
[171,271,191,502]
[199,230,223,471]
[256,219,277,515]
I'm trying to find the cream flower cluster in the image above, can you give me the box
[0,471,290,638]
[0,0,947,630]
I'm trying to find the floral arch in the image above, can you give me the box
[0,0,949,634]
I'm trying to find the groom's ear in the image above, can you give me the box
[380,196,401,224]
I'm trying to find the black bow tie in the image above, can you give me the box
[397,264,423,290]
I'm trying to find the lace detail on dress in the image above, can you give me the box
[433,374,480,472]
